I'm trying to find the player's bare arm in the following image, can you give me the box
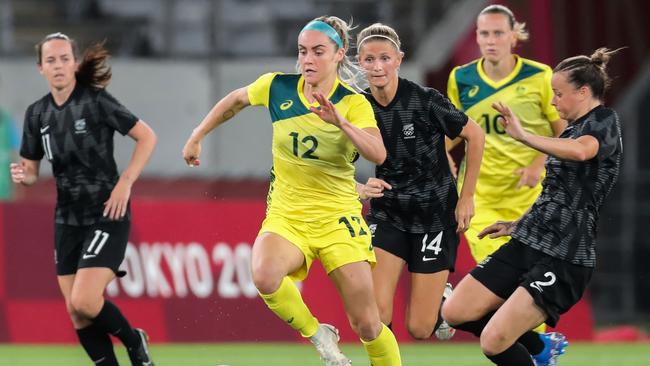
[183,87,251,166]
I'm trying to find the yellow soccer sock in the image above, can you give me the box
[533,323,547,334]
[361,324,401,366]
[259,276,319,338]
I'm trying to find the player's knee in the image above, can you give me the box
[479,326,508,356]
[69,293,102,319]
[251,266,283,294]
[407,319,435,340]
[441,298,463,326]
[350,316,382,341]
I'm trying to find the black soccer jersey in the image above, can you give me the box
[366,78,469,233]
[20,83,138,226]
[511,105,622,267]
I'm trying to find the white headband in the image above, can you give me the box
[357,34,400,51]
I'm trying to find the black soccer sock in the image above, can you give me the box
[76,323,119,366]
[92,300,141,351]
[518,330,545,355]
[452,311,496,337]
[485,343,534,366]
[434,306,444,331]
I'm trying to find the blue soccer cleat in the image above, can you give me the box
[532,332,568,366]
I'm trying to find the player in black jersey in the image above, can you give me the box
[355,23,484,342]
[442,48,623,366]
[10,33,156,365]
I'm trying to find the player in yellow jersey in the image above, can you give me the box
[182,15,401,366]
[447,3,567,340]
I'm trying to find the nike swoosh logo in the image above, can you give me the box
[82,254,97,259]
[422,256,437,262]
[40,125,50,133]
[93,357,106,364]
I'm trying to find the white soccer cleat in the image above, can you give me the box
[309,323,352,366]
[434,283,456,341]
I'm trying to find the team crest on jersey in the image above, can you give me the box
[402,123,415,139]
[368,224,377,237]
[74,118,87,134]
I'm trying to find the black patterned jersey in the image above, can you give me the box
[512,106,622,267]
[20,84,138,226]
[366,78,468,233]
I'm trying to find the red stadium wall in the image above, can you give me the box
[0,200,593,343]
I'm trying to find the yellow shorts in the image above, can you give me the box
[259,214,376,281]
[465,205,530,264]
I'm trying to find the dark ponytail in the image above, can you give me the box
[76,40,112,89]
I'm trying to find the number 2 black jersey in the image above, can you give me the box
[366,78,469,233]
[512,106,622,267]
[20,84,138,226]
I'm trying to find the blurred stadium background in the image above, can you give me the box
[0,0,649,364]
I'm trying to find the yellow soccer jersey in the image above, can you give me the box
[248,72,377,222]
[448,56,560,208]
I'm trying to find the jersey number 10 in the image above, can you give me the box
[481,113,506,135]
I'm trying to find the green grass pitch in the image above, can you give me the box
[1,342,649,365]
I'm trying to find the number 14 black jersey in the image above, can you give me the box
[20,84,138,226]
[366,78,468,233]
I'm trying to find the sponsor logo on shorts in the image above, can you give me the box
[530,271,557,293]
[477,256,491,268]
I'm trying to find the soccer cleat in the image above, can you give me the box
[309,323,352,366]
[129,328,154,366]
[532,332,568,366]
[434,283,456,341]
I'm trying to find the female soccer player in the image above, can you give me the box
[10,33,156,365]
[355,23,484,341]
[442,48,622,366]
[447,3,566,336]
[182,16,401,366]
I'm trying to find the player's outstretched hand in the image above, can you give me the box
[310,92,344,127]
[492,101,528,142]
[360,177,392,199]
[478,220,516,239]
[182,138,202,167]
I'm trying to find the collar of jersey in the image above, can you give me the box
[296,75,341,110]
[477,55,523,89]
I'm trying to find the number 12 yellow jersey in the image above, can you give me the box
[248,72,377,222]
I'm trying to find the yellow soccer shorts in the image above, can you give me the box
[259,213,376,281]
[465,205,531,264]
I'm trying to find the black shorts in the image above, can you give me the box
[367,219,458,274]
[54,220,130,277]
[471,239,593,327]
